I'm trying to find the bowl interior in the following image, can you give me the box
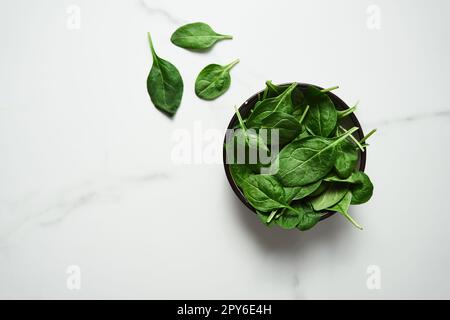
[223,83,366,221]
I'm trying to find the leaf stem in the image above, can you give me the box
[320,85,339,93]
[359,128,377,145]
[147,32,157,59]
[225,59,240,71]
[234,105,247,131]
[266,80,280,94]
[262,87,268,100]
[285,205,301,215]
[266,210,277,223]
[275,208,286,219]
[221,34,233,40]
[335,127,359,146]
[338,101,358,119]
[280,82,298,99]
[340,211,363,230]
[339,125,365,152]
[298,105,310,126]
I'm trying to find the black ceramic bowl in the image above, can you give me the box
[223,82,366,222]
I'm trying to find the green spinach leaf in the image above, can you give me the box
[325,172,373,204]
[195,59,239,100]
[146,33,183,116]
[307,181,328,197]
[240,175,287,212]
[246,83,298,126]
[303,86,337,137]
[276,127,358,186]
[334,138,359,178]
[229,164,252,188]
[256,111,301,146]
[297,201,323,231]
[170,22,232,50]
[327,191,362,229]
[233,106,269,152]
[263,80,285,99]
[310,184,348,211]
[274,201,321,230]
[284,180,322,203]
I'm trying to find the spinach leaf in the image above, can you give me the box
[307,181,328,197]
[297,201,322,231]
[334,138,359,178]
[284,180,322,203]
[276,127,358,186]
[263,80,285,99]
[325,172,373,204]
[275,207,300,229]
[229,163,252,188]
[195,59,239,100]
[275,201,320,230]
[233,106,268,152]
[246,83,298,126]
[170,22,232,50]
[230,164,285,215]
[327,191,362,229]
[240,175,287,212]
[261,81,304,108]
[146,33,183,116]
[303,86,337,137]
[256,111,301,146]
[310,184,348,211]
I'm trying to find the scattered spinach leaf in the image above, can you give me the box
[170,22,232,50]
[146,33,183,116]
[195,59,239,100]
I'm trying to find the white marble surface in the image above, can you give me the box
[1,0,450,299]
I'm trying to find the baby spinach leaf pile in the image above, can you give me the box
[147,22,237,116]
[227,82,376,231]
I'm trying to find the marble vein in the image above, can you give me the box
[139,0,187,25]
[0,172,170,240]
[367,109,450,127]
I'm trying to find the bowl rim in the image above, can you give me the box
[222,82,367,222]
